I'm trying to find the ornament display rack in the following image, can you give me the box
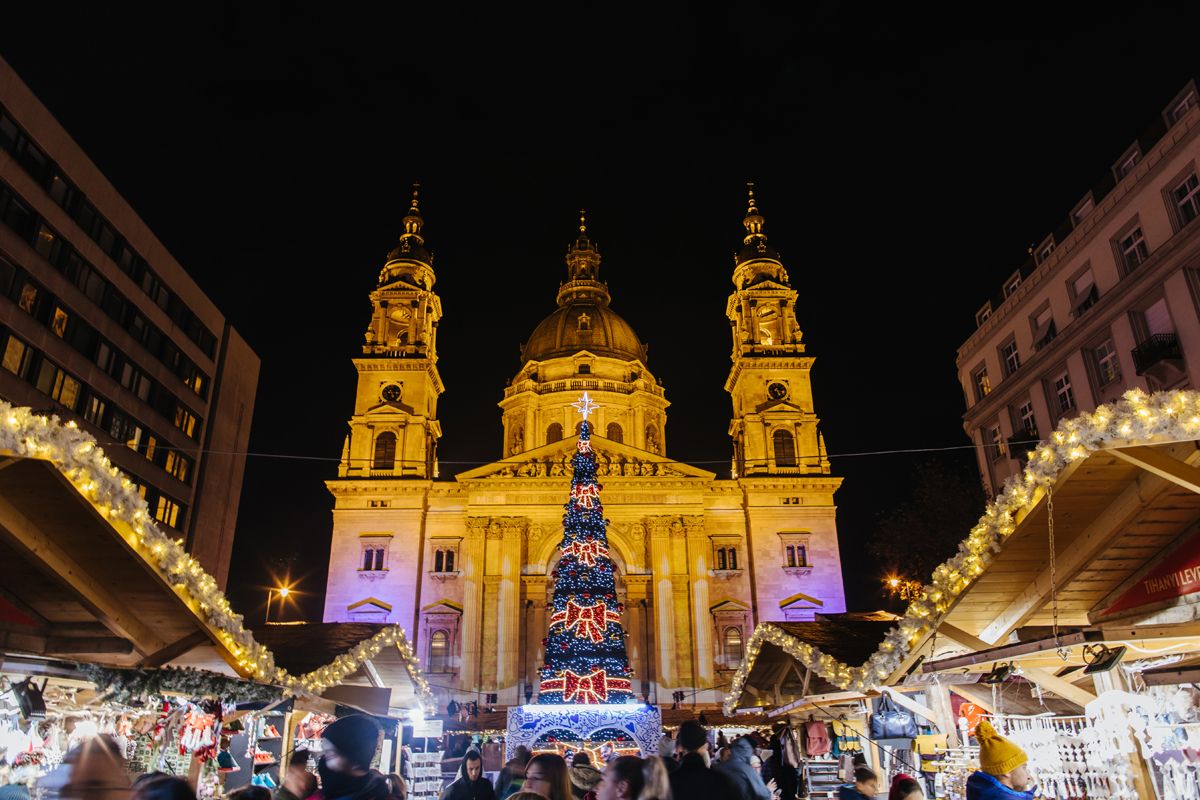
[990,713,1135,799]
[223,711,286,793]
[407,749,443,800]
[802,760,842,797]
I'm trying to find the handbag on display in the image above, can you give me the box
[869,693,919,739]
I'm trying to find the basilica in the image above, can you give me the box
[322,187,846,707]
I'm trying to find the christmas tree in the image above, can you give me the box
[538,393,635,704]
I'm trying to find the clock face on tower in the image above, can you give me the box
[767,381,788,401]
[381,383,402,403]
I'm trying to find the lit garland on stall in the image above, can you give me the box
[0,402,433,710]
[538,393,636,704]
[723,388,1200,713]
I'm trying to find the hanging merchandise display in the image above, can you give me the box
[830,717,863,755]
[1087,687,1200,800]
[990,713,1136,799]
[869,693,919,740]
[803,719,831,756]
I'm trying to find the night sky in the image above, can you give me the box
[3,10,1198,622]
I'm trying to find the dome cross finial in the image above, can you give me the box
[410,181,421,213]
[746,181,758,215]
[579,208,587,235]
[743,180,766,241]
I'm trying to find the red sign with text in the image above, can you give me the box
[1102,529,1200,617]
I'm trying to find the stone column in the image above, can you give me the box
[497,517,526,700]
[646,517,676,688]
[634,406,645,450]
[459,517,488,690]
[524,406,536,451]
[684,515,713,689]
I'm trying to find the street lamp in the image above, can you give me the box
[266,585,292,623]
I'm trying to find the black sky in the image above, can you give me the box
[2,9,1198,621]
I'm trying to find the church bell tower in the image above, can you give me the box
[339,185,444,479]
[725,184,830,477]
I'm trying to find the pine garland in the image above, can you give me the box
[79,665,284,704]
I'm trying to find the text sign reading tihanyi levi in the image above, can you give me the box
[1103,529,1200,617]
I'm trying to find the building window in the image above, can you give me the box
[975,304,992,327]
[164,450,191,483]
[82,394,106,427]
[1143,298,1174,337]
[1004,274,1022,297]
[361,546,385,571]
[1115,150,1140,179]
[606,422,623,443]
[372,431,397,470]
[1094,339,1121,386]
[578,363,591,375]
[714,546,738,571]
[986,424,1005,462]
[50,306,69,338]
[173,405,198,439]
[723,627,744,665]
[1036,241,1056,264]
[784,543,808,567]
[772,430,797,468]
[1053,371,1076,415]
[1175,173,1200,226]
[154,495,182,529]
[433,548,456,573]
[1000,340,1020,377]
[1071,269,1099,316]
[972,366,991,402]
[1017,401,1037,436]
[2,335,31,378]
[429,630,449,672]
[546,422,563,444]
[1118,227,1149,272]
[1167,91,1197,125]
[1032,307,1056,350]
[17,281,38,313]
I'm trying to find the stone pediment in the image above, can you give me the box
[757,399,807,415]
[454,436,715,481]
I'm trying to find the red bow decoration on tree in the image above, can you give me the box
[571,482,600,509]
[549,600,622,643]
[561,538,608,567]
[540,669,632,703]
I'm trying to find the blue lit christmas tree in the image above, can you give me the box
[538,392,635,704]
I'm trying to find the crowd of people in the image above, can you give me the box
[443,715,1037,800]
[1,712,1035,800]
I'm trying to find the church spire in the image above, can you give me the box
[733,181,787,289]
[380,182,435,289]
[559,208,609,306]
[743,182,767,244]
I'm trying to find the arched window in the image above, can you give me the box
[546,423,563,444]
[373,431,397,470]
[606,422,623,443]
[724,627,744,665]
[429,630,448,671]
[773,429,797,468]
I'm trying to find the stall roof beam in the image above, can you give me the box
[1111,445,1200,495]
[45,635,133,655]
[0,495,167,655]
[977,470,1162,645]
[138,631,210,667]
[937,623,1096,709]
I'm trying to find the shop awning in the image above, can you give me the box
[725,389,1200,713]
[0,456,244,675]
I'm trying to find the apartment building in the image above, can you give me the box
[0,56,259,586]
[958,79,1200,495]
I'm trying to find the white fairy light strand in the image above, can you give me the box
[723,387,1200,713]
[0,402,433,710]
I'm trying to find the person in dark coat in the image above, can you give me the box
[716,737,773,800]
[441,750,496,800]
[316,715,390,800]
[495,746,531,798]
[667,720,739,800]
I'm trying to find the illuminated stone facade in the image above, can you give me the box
[323,189,846,707]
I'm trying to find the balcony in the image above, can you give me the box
[1132,333,1184,379]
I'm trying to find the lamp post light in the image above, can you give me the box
[266,585,292,623]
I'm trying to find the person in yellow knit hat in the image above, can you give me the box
[965,720,1035,800]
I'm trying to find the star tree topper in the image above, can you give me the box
[572,392,600,421]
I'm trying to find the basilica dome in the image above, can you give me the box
[521,301,647,364]
[520,213,648,365]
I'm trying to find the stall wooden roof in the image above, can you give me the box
[0,457,243,674]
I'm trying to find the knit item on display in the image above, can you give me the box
[975,720,1028,777]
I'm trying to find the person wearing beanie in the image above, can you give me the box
[441,749,495,800]
[966,720,1034,800]
[888,773,924,800]
[317,715,390,800]
[667,720,739,800]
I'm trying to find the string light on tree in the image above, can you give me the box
[537,394,636,705]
